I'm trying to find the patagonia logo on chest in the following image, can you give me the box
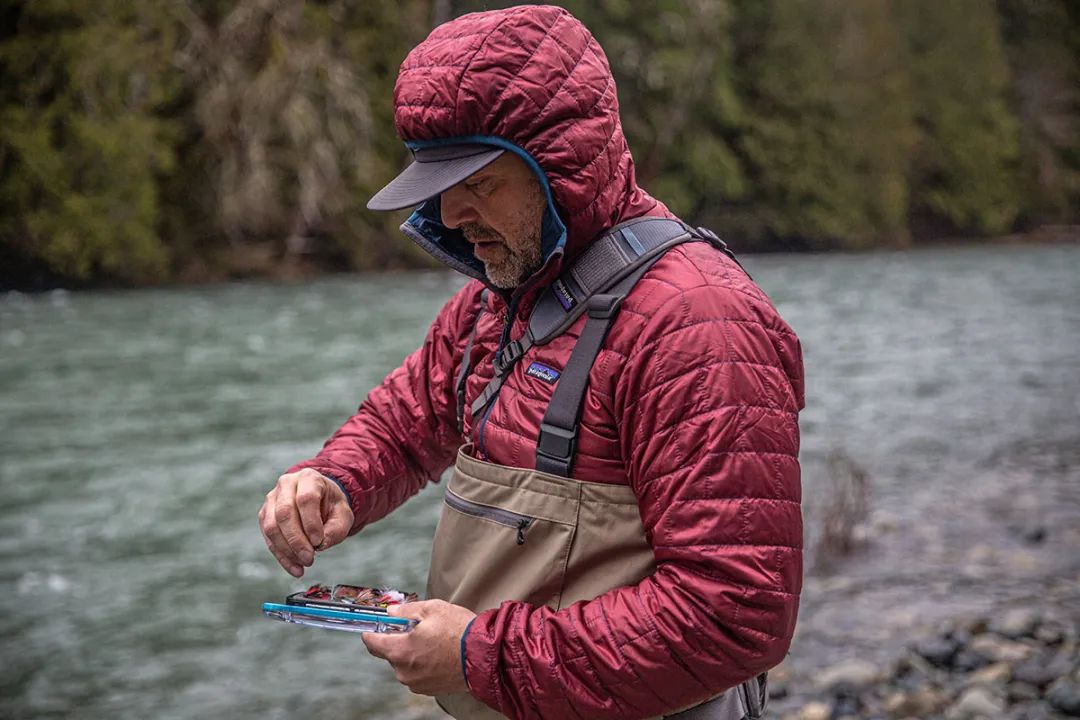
[550,279,577,311]
[525,362,560,384]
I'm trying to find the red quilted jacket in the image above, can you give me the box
[290,6,805,719]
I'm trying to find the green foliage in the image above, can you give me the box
[170,0,434,274]
[0,0,1074,286]
[996,0,1080,223]
[0,0,181,282]
[900,0,1022,235]
[730,0,918,249]
[562,0,746,216]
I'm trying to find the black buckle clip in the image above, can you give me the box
[696,225,738,258]
[493,339,523,376]
[537,422,576,463]
[587,293,622,320]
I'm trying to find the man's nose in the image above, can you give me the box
[439,183,478,229]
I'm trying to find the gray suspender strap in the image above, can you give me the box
[456,289,488,433]
[529,218,696,344]
[468,218,695,421]
[534,252,671,477]
[532,220,752,477]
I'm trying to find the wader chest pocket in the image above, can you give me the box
[444,490,533,545]
[427,477,578,613]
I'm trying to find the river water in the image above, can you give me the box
[1,242,1078,719]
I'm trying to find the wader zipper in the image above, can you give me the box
[444,489,534,545]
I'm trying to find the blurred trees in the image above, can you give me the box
[0,0,182,282]
[1,0,432,284]
[899,0,1021,237]
[1,0,1076,286]
[727,0,917,249]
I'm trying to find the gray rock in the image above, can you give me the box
[1047,678,1080,716]
[798,700,832,720]
[831,693,861,718]
[891,657,931,692]
[990,608,1041,639]
[1009,701,1054,720]
[1010,520,1045,544]
[1006,682,1041,703]
[953,650,992,673]
[1017,522,1047,545]
[944,686,1005,719]
[817,658,881,694]
[961,616,990,635]
[1035,620,1066,646]
[916,636,960,668]
[882,690,911,717]
[883,687,948,718]
[966,662,1011,687]
[969,633,1036,664]
[1012,653,1071,688]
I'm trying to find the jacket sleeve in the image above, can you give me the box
[463,276,805,719]
[287,281,483,534]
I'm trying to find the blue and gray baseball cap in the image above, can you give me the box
[367,144,505,211]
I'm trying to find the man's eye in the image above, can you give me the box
[468,179,493,194]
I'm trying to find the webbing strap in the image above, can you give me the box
[469,331,535,418]
[468,219,689,422]
[455,289,487,433]
[529,218,695,346]
[535,257,662,477]
[464,218,744,452]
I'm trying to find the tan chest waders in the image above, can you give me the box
[429,219,768,720]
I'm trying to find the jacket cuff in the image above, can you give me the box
[463,608,504,712]
[320,472,352,509]
[460,616,477,689]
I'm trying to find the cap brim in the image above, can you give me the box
[367,147,505,211]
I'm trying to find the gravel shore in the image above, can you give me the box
[771,601,1080,719]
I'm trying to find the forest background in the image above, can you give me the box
[1,0,1077,289]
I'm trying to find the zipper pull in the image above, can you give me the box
[516,519,528,545]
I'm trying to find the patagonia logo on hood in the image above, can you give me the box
[525,362,560,384]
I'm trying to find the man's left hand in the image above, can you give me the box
[362,599,477,696]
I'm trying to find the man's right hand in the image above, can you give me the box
[258,469,354,577]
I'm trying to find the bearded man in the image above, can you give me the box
[258,6,805,719]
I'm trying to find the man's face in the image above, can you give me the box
[439,153,546,289]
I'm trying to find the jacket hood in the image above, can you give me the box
[393,5,670,285]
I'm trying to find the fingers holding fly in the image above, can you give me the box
[274,477,315,567]
[294,473,328,550]
[259,488,304,577]
[319,488,354,550]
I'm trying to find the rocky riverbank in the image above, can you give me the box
[773,605,1080,719]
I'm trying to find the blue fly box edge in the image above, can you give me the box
[262,602,417,633]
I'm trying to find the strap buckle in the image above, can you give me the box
[536,421,576,469]
[493,339,524,376]
[587,293,622,320]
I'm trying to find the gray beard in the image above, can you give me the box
[483,242,542,288]
[462,224,542,289]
